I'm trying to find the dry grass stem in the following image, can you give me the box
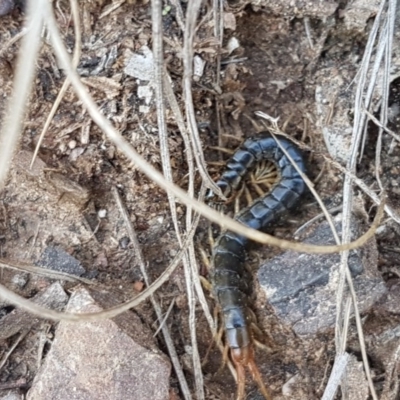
[112,186,192,400]
[0,330,29,371]
[0,1,45,188]
[30,0,82,169]
[152,0,204,395]
[333,2,394,398]
[0,259,93,284]
[321,353,350,400]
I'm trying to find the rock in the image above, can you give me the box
[378,282,400,315]
[315,76,354,163]
[0,391,23,400]
[0,0,15,17]
[367,324,400,400]
[4,151,94,263]
[342,0,381,32]
[249,0,338,19]
[368,323,400,368]
[0,282,68,340]
[27,287,171,400]
[258,216,386,337]
[37,246,85,276]
[343,356,369,400]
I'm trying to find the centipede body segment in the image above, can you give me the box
[210,132,307,400]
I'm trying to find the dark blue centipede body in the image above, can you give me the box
[211,132,306,351]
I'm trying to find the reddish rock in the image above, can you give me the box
[27,288,171,400]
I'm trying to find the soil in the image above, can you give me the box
[0,1,399,400]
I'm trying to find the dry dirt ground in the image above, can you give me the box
[0,1,399,399]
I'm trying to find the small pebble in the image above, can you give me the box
[169,249,177,257]
[11,273,28,289]
[68,140,77,149]
[133,281,144,292]
[119,236,130,249]
[98,209,107,218]
[59,143,67,153]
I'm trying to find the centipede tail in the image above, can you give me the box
[211,132,306,399]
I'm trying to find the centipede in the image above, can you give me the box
[210,132,307,400]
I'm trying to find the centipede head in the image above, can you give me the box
[230,345,272,400]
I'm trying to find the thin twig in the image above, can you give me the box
[364,108,400,143]
[335,3,390,398]
[163,73,215,335]
[304,17,314,49]
[182,0,222,196]
[0,259,93,284]
[0,27,29,58]
[30,0,82,169]
[152,0,203,396]
[321,353,350,400]
[0,1,45,188]
[0,329,29,371]
[112,186,192,400]
[153,298,175,337]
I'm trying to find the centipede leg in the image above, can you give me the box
[243,184,253,207]
[234,361,246,400]
[247,357,272,400]
[202,319,223,368]
[231,346,273,400]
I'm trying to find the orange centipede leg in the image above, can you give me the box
[231,345,273,400]
[247,357,272,400]
[234,361,246,400]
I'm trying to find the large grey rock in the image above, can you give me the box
[258,216,386,336]
[27,287,171,400]
[0,282,68,340]
[37,246,85,277]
